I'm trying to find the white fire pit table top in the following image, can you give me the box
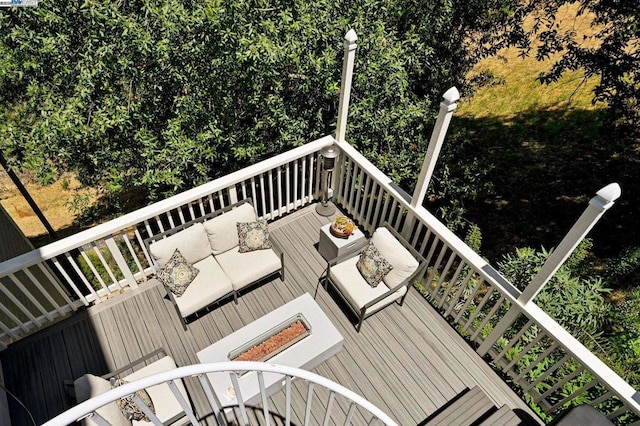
[196,293,344,408]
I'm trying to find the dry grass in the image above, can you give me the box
[459,2,603,118]
[0,170,98,238]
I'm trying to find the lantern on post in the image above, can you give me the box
[316,145,340,216]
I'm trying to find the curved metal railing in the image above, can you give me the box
[42,362,398,426]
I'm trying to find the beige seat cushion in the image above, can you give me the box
[74,374,131,426]
[371,227,419,289]
[123,356,189,425]
[203,203,257,255]
[174,256,233,317]
[329,256,407,315]
[149,223,211,267]
[215,246,281,291]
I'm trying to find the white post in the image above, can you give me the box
[335,29,358,144]
[519,183,622,304]
[411,87,460,208]
[478,183,622,356]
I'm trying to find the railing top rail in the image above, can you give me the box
[41,361,399,426]
[0,136,334,277]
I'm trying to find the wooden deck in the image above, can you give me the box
[0,206,542,425]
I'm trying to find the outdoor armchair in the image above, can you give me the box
[322,223,425,331]
[72,348,194,425]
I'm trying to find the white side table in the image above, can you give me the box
[318,223,367,261]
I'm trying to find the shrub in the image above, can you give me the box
[605,247,640,289]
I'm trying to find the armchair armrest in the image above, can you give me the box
[270,234,286,281]
[326,244,367,268]
[362,264,425,310]
[101,348,168,380]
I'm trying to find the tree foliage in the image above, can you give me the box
[498,240,610,341]
[0,0,521,215]
[498,240,640,390]
[607,286,640,388]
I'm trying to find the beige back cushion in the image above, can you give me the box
[123,356,189,425]
[203,202,257,255]
[149,222,211,267]
[74,373,131,426]
[371,227,419,289]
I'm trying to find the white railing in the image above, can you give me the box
[0,136,333,348]
[333,140,640,424]
[3,135,639,422]
[42,362,398,426]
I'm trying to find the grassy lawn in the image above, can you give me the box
[449,3,638,264]
[461,2,601,119]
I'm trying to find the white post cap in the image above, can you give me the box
[442,86,460,104]
[591,183,622,209]
[345,29,358,44]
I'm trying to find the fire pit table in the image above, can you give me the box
[196,293,344,407]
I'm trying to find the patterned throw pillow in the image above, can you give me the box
[158,249,199,297]
[110,378,156,422]
[237,220,273,253]
[356,241,394,287]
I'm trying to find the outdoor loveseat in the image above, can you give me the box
[144,199,285,328]
[322,223,425,331]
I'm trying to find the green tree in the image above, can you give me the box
[0,0,521,220]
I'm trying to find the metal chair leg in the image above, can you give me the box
[314,278,323,299]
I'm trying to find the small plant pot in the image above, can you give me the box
[330,216,355,239]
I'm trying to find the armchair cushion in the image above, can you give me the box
[215,246,281,291]
[157,249,199,297]
[356,241,393,287]
[149,222,211,267]
[122,356,189,426]
[204,202,257,255]
[330,256,407,314]
[173,256,233,317]
[237,220,273,252]
[74,374,131,426]
[371,227,419,289]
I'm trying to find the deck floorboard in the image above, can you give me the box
[0,205,541,425]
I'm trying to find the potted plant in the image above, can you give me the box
[330,216,355,238]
